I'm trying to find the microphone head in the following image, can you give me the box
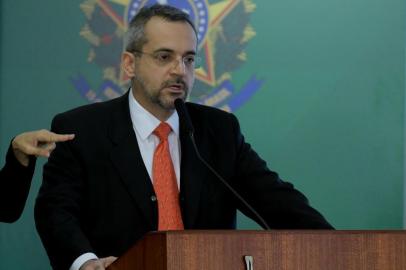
[174,98,184,110]
[174,98,195,135]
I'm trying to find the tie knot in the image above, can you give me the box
[154,122,172,141]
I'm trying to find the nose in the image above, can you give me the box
[170,57,187,75]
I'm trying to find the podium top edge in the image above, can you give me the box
[147,230,406,236]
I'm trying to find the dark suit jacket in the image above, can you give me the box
[35,92,333,270]
[0,143,36,223]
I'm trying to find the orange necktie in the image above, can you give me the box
[152,122,184,230]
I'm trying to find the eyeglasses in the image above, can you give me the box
[132,50,202,69]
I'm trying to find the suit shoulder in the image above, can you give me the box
[54,94,126,121]
[184,102,240,135]
[50,94,129,135]
[185,102,235,121]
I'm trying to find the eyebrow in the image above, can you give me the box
[153,48,196,55]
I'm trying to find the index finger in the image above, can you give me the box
[37,130,75,143]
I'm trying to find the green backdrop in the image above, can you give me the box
[0,0,405,269]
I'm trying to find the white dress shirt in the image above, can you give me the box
[128,91,181,187]
[70,92,181,270]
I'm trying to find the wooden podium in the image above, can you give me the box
[107,230,406,270]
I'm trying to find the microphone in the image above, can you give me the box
[174,98,271,230]
[174,98,194,135]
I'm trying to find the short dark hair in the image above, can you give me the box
[124,4,197,52]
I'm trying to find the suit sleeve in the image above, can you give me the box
[35,114,94,270]
[229,114,334,229]
[0,142,36,223]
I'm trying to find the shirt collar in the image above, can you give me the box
[128,90,179,140]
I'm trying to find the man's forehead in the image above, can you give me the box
[144,16,196,37]
[143,17,197,51]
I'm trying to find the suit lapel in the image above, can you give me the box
[108,92,158,229]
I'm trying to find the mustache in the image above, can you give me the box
[162,78,188,90]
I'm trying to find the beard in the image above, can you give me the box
[133,74,193,111]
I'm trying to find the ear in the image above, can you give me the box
[121,51,136,78]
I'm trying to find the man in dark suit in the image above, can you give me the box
[0,130,74,222]
[35,4,333,270]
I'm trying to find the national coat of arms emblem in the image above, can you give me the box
[72,0,263,112]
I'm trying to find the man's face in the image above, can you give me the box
[125,17,197,119]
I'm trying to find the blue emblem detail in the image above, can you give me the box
[198,76,264,111]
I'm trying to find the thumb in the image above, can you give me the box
[101,256,118,268]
